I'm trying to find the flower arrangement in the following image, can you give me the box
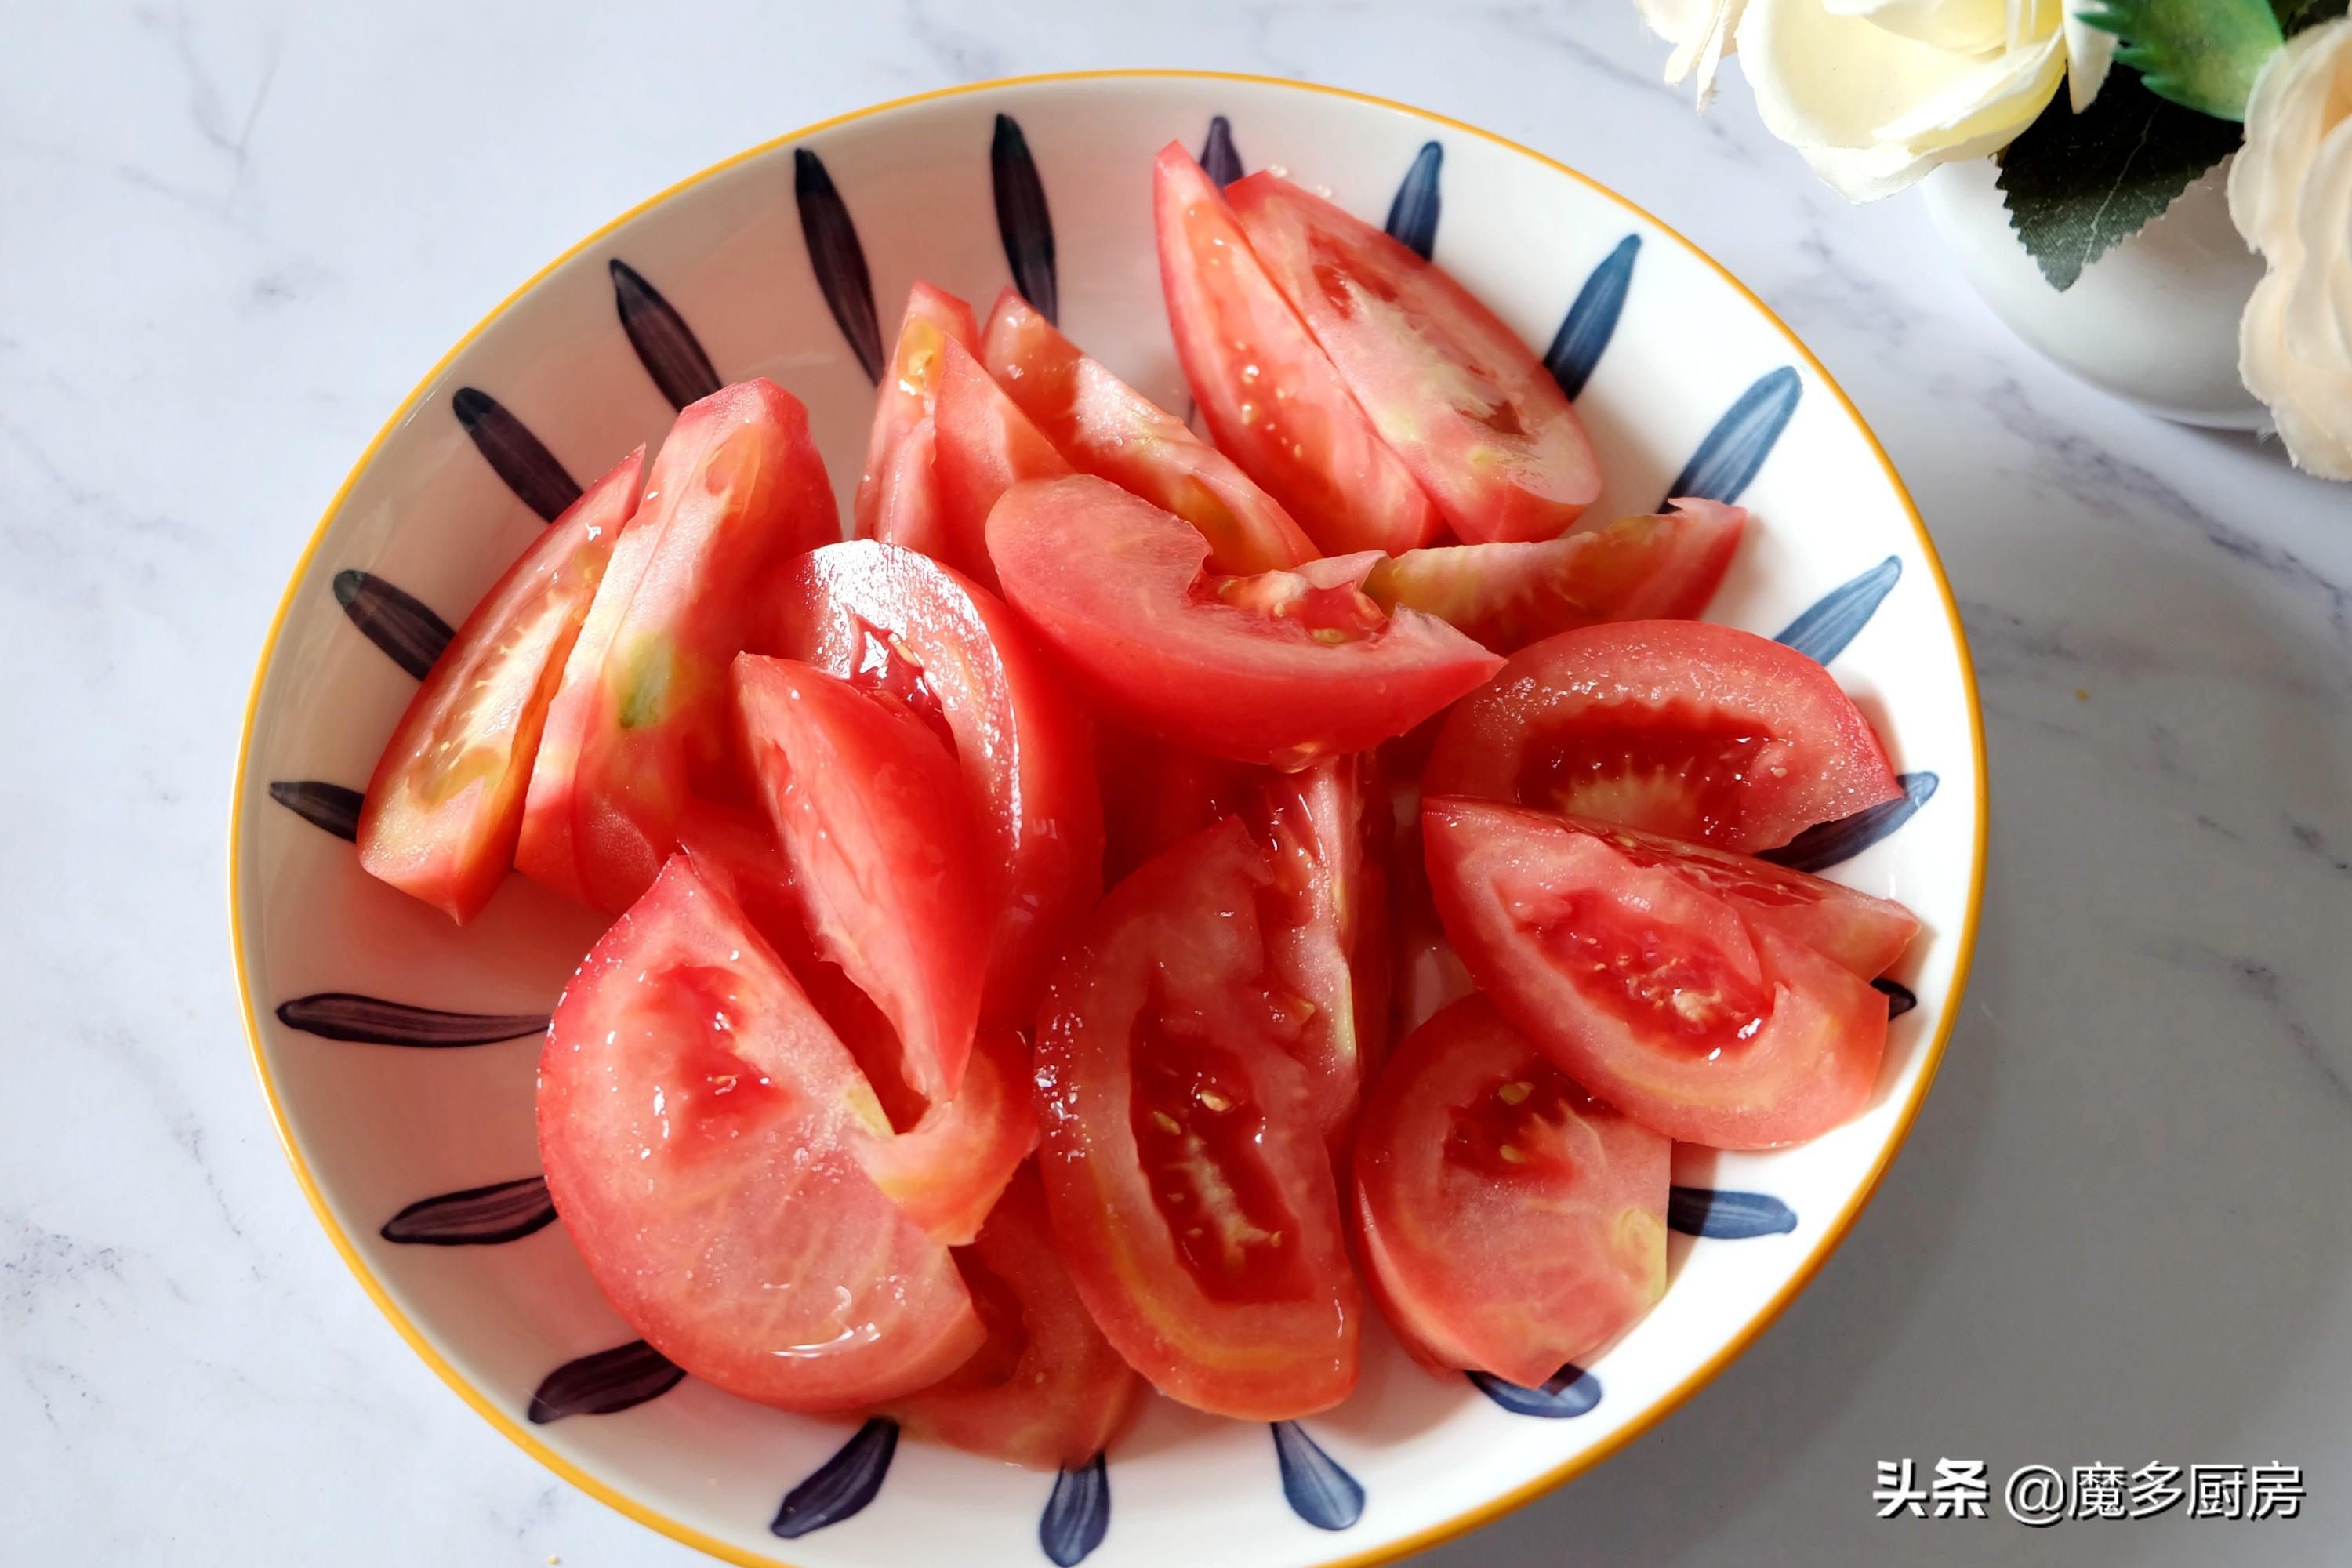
[1639,0,2352,479]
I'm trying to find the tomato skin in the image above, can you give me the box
[1422,797,1889,1148]
[767,540,1103,1023]
[1425,619,1904,853]
[1153,143,1441,557]
[980,288,1317,575]
[519,379,839,913]
[887,1166,1146,1469]
[930,336,1073,590]
[733,654,988,1102]
[1033,818,1360,1420]
[1366,500,1746,653]
[989,475,1503,769]
[359,447,644,923]
[1227,172,1602,544]
[857,282,981,542]
[1354,996,1668,1388]
[538,854,983,1411]
[1096,725,1257,886]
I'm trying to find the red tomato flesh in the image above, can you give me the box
[1425,619,1904,853]
[538,855,982,1410]
[989,475,1502,769]
[1227,172,1602,543]
[519,379,838,913]
[359,447,644,922]
[1096,725,1258,887]
[930,336,1073,590]
[1153,143,1441,557]
[1422,797,1889,1148]
[1355,995,1668,1388]
[1246,757,1374,1146]
[857,281,981,543]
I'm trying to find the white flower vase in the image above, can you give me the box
[1922,156,2269,429]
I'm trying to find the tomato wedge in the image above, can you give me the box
[856,282,981,543]
[733,653,987,1102]
[1355,995,1668,1386]
[930,336,1073,590]
[1422,797,1889,1148]
[358,447,644,922]
[538,854,982,1410]
[1033,817,1359,1419]
[989,475,1502,769]
[980,288,1316,574]
[519,379,838,913]
[767,540,1102,1024]
[888,1166,1146,1469]
[1365,500,1746,653]
[1425,619,1904,852]
[1247,757,1373,1145]
[1096,725,1256,886]
[1153,143,1440,557]
[1228,172,1602,543]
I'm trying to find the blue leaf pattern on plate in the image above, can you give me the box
[1758,771,1940,873]
[381,1176,556,1246]
[267,780,362,840]
[274,993,547,1047]
[794,147,884,384]
[1545,234,1639,399]
[1271,1421,1363,1530]
[1663,366,1801,507]
[1039,1452,1111,1566]
[1385,140,1443,260]
[1668,1186,1798,1239]
[1469,1363,1603,1418]
[333,569,450,678]
[1199,114,1243,189]
[528,1340,684,1423]
[609,258,721,409]
[1776,555,1900,666]
[1875,977,1918,1018]
[774,1417,898,1538]
[992,114,1058,324]
[450,388,581,523]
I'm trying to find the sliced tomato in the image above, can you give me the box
[765,540,1102,1024]
[1246,757,1370,1145]
[1096,724,1257,886]
[1033,817,1359,1419]
[887,1165,1145,1469]
[733,654,987,1102]
[980,288,1316,574]
[1425,619,1904,852]
[989,475,1501,769]
[1423,797,1889,1148]
[1366,500,1746,652]
[1354,994,1668,1387]
[1153,143,1440,557]
[538,854,982,1410]
[856,282,981,542]
[929,336,1073,590]
[359,447,644,922]
[1228,172,1602,543]
[519,379,839,913]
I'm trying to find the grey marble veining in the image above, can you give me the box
[2,2,2347,1565]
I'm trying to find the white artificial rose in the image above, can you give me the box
[1637,0,1748,107]
[1734,0,2116,201]
[2228,18,2352,481]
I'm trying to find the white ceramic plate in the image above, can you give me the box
[230,70,1985,1568]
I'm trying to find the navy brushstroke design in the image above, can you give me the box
[1385,141,1443,260]
[1546,234,1639,399]
[450,388,582,524]
[274,993,546,1047]
[793,147,884,385]
[1271,1421,1363,1531]
[609,258,721,409]
[528,1340,684,1423]
[1759,771,1940,873]
[1668,1185,1798,1239]
[267,780,362,840]
[380,1176,556,1247]
[1776,556,1900,666]
[992,114,1058,324]
[1039,1451,1111,1566]
[773,1417,898,1538]
[1664,366,1802,508]
[1470,1363,1602,1419]
[333,570,450,679]
[1875,977,1918,1018]
[1199,114,1243,189]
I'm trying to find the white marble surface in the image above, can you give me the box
[5,2,2349,1564]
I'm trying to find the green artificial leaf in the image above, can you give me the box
[2082,0,2285,119]
[1995,68,2243,291]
